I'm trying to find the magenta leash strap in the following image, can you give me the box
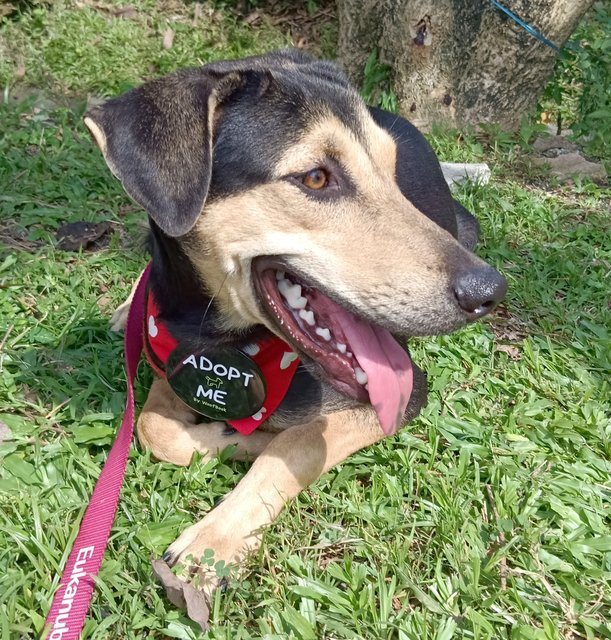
[43,264,151,640]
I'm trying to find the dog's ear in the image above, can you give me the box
[84,69,248,237]
[454,202,480,250]
[368,106,460,241]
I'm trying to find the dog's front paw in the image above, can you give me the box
[162,508,261,599]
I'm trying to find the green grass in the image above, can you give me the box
[0,0,289,96]
[1,2,610,639]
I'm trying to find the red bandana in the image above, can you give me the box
[144,290,300,435]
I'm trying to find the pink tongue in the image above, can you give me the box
[336,309,413,435]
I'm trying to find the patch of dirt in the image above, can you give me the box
[0,222,44,251]
[67,0,339,54]
[72,1,142,19]
[231,0,337,54]
[489,304,529,344]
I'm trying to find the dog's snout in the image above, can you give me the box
[453,266,507,319]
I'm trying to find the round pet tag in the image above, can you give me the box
[166,345,266,420]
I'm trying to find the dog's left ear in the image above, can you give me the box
[85,69,248,237]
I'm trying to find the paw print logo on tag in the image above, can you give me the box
[251,406,267,421]
[148,315,158,338]
[280,351,298,370]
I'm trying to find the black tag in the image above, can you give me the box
[166,345,266,421]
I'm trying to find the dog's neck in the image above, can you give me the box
[148,222,207,311]
[147,222,266,347]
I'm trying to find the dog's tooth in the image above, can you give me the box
[336,343,347,354]
[346,351,353,359]
[290,296,308,309]
[282,283,306,309]
[275,277,311,315]
[299,309,315,326]
[287,283,301,300]
[277,277,293,297]
[315,327,331,341]
[355,367,368,385]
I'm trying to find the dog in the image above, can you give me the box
[85,49,506,606]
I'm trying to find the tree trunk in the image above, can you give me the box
[337,0,594,129]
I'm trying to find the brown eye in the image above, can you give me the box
[302,168,328,190]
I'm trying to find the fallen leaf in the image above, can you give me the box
[112,6,139,19]
[56,221,110,251]
[151,559,210,632]
[162,28,175,50]
[14,60,26,80]
[0,3,16,18]
[96,293,112,312]
[497,344,520,360]
[490,306,528,342]
[244,11,262,25]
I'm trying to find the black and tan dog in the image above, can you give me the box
[85,50,506,600]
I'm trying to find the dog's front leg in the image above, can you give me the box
[138,378,276,465]
[163,407,386,595]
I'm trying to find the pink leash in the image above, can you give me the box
[43,264,151,640]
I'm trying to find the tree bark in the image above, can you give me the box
[337,0,594,129]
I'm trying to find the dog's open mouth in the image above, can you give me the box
[253,262,413,435]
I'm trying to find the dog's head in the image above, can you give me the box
[86,50,506,434]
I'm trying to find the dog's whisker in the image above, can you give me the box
[197,272,230,339]
[386,116,401,135]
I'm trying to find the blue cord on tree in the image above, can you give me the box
[490,0,560,51]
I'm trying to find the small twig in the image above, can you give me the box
[0,323,14,352]
[45,398,71,421]
[582,586,605,616]
[529,460,552,480]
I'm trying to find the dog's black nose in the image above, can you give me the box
[453,266,507,319]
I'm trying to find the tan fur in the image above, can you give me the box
[145,389,384,597]
[103,84,496,607]
[109,276,139,332]
[183,111,486,336]
[272,112,397,180]
[112,109,491,595]
[84,117,107,155]
[138,379,275,465]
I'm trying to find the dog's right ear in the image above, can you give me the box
[84,69,247,237]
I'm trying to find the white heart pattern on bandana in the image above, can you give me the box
[251,406,267,421]
[148,315,158,338]
[242,343,260,356]
[280,351,298,370]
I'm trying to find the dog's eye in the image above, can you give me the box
[302,168,328,190]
